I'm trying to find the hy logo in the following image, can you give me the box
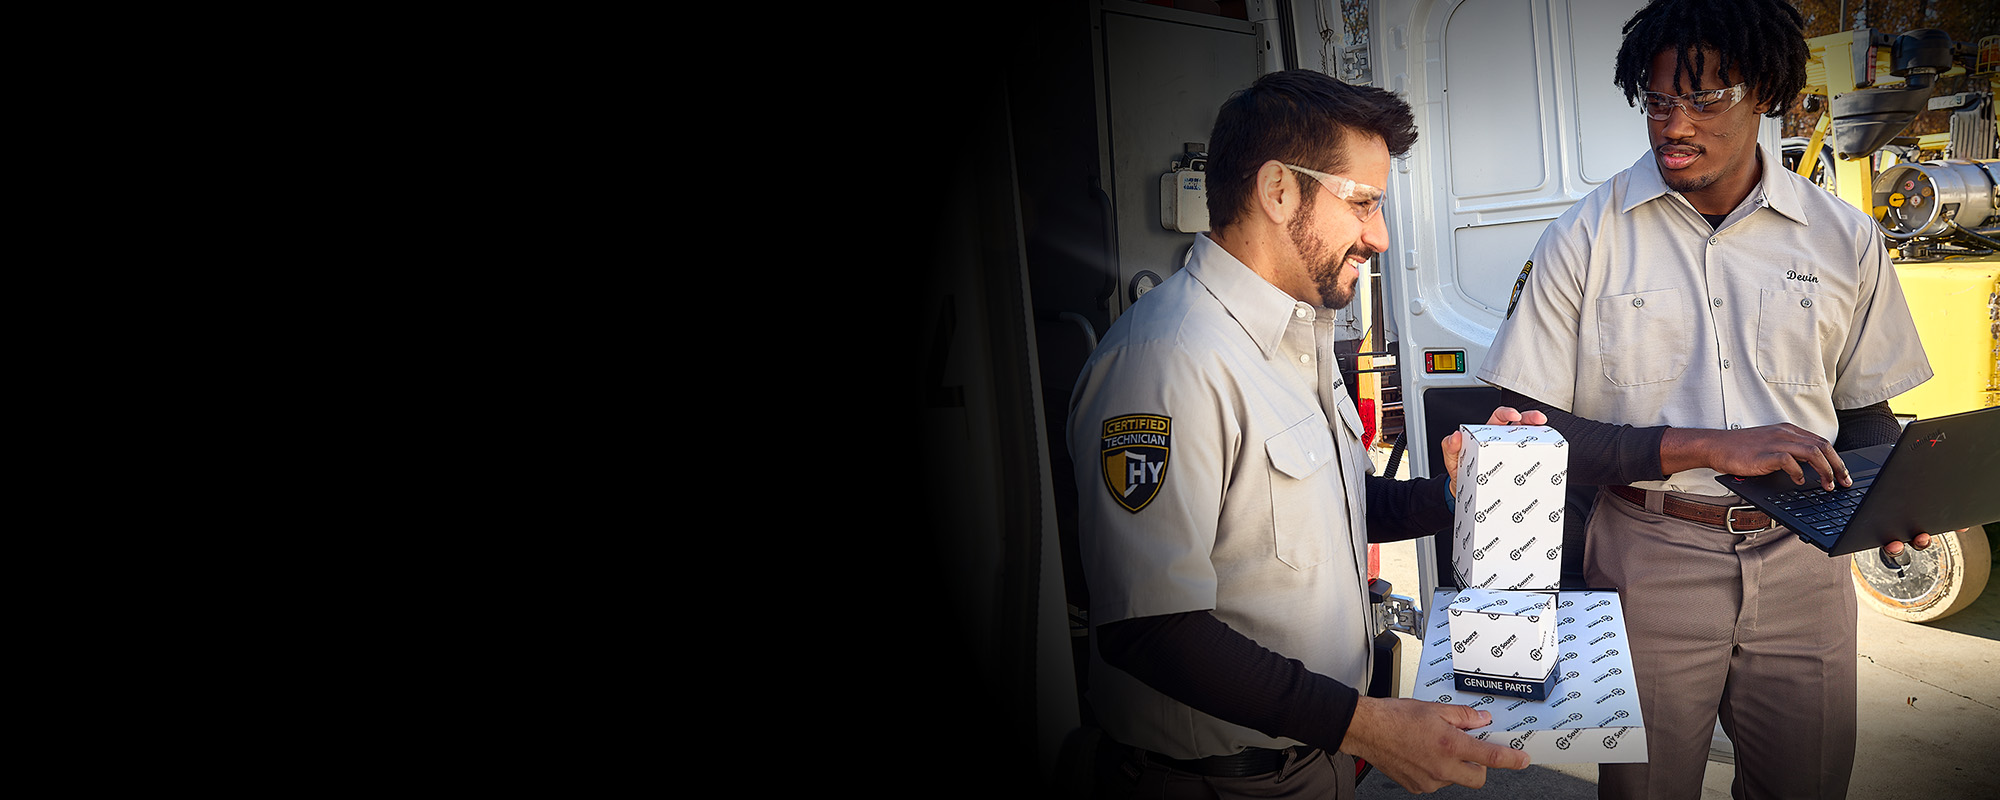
[1474,536,1501,560]
[1476,461,1505,485]
[1100,415,1171,512]
[1551,469,1567,485]
[1510,537,1538,561]
[1514,462,1542,485]
[1475,498,1503,522]
[1602,721,1633,745]
[1512,498,1540,523]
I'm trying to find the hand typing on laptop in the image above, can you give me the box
[1660,422,1850,492]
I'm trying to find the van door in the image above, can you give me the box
[1370,0,1784,602]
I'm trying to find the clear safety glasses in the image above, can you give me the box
[1284,163,1385,222]
[1639,83,1747,121]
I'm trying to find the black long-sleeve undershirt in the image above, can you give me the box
[1093,473,1453,755]
[1496,389,1899,484]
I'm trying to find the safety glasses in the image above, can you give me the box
[1284,163,1385,222]
[1639,83,1747,121]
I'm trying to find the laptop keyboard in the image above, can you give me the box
[1770,482,1872,533]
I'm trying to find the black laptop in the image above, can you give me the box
[1715,406,2000,557]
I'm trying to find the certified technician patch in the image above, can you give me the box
[1101,414,1171,513]
[1507,260,1532,319]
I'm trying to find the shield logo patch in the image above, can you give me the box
[1507,260,1532,319]
[1101,414,1171,513]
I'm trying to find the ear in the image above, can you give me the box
[1252,160,1299,225]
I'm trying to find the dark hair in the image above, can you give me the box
[1206,70,1416,231]
[1613,0,1807,118]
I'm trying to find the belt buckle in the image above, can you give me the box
[1725,504,1777,534]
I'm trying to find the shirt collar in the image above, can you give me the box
[1619,144,1809,226]
[1184,234,1311,361]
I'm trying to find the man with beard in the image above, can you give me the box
[1477,1,1942,797]
[1069,69,1534,799]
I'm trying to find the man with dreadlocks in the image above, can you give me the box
[1477,0,1939,797]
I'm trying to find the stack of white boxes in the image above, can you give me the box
[1415,589,1647,763]
[1446,423,1568,698]
[1412,424,1647,763]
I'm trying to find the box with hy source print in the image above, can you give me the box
[1444,588,1560,700]
[1452,424,1568,590]
[1415,588,1646,764]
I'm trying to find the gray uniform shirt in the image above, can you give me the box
[1068,234,1372,758]
[1480,146,1931,495]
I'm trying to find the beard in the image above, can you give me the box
[1287,205,1371,310]
[1655,144,1720,194]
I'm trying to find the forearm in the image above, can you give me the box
[1095,611,1359,754]
[1508,389,1893,485]
[1833,401,1897,449]
[1498,389,1667,485]
[1366,473,1453,543]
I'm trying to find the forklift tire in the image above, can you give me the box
[1851,527,1993,623]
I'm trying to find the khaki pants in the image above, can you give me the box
[1586,488,1857,800]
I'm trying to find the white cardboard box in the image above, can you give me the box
[1414,588,1647,764]
[1452,424,1568,590]
[1444,588,1560,699]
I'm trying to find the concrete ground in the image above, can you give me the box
[1357,451,2000,799]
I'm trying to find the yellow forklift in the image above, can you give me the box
[1782,28,1998,622]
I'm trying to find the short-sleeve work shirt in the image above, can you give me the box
[1480,146,1931,495]
[1067,234,1373,758]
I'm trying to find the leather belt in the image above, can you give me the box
[1143,745,1310,777]
[1607,485,1777,534]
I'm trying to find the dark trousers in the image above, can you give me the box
[1093,740,1353,800]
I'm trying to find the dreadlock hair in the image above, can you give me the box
[1206,69,1417,231]
[1613,0,1808,118]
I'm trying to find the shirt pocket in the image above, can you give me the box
[1266,416,1339,571]
[1595,288,1690,386]
[1754,288,1829,386]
